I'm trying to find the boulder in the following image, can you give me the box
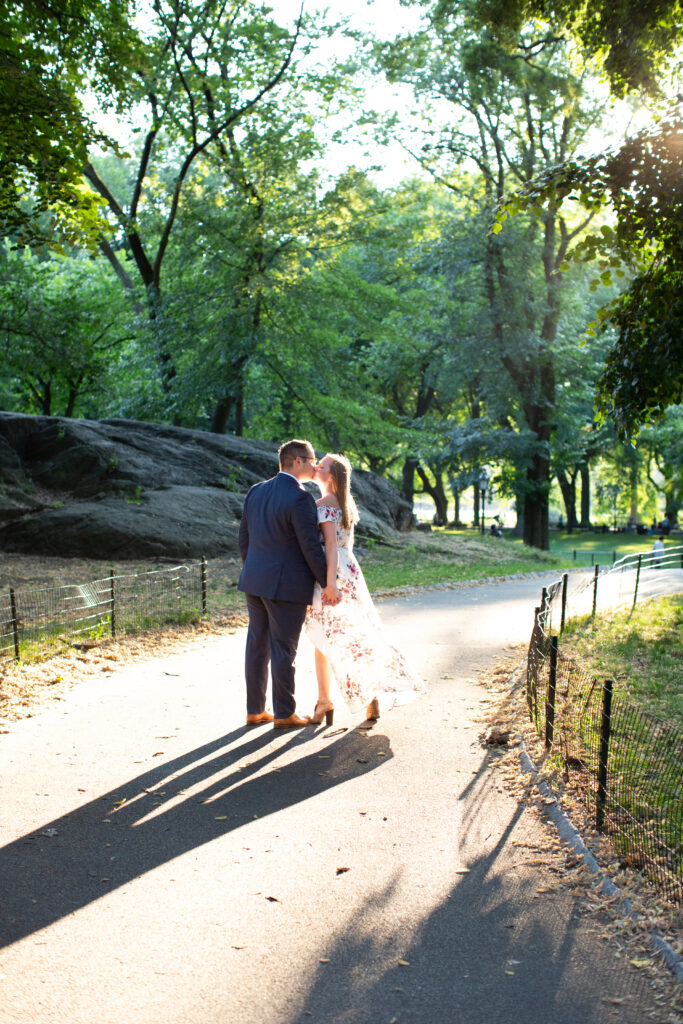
[0,414,412,559]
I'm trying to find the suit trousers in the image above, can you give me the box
[244,593,308,719]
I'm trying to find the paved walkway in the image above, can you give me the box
[0,574,673,1023]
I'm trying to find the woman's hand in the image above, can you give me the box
[322,583,341,606]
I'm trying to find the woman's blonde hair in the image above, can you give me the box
[326,453,359,530]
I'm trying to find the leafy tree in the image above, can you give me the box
[83,0,349,409]
[373,9,603,547]
[459,0,683,96]
[640,407,683,523]
[0,244,134,415]
[0,0,142,245]
[468,0,683,435]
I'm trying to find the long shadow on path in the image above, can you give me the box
[287,788,656,1024]
[0,724,388,949]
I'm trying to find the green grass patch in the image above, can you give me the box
[359,531,562,592]
[560,595,683,728]
[546,529,682,566]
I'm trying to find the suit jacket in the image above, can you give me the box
[238,472,327,603]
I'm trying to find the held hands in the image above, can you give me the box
[321,583,342,606]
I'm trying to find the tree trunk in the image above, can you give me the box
[523,450,550,549]
[210,396,233,434]
[629,459,639,521]
[521,397,553,550]
[41,382,51,416]
[556,469,577,531]
[402,457,418,506]
[513,494,524,536]
[235,393,243,436]
[579,462,591,527]
[416,465,448,524]
[450,485,461,526]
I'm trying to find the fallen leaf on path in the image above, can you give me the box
[265,896,279,903]
[319,957,330,963]
[398,959,410,966]
[40,828,59,837]
[336,866,350,875]
[215,816,228,821]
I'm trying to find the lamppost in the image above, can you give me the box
[479,468,490,536]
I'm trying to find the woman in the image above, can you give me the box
[304,453,424,726]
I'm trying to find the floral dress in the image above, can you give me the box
[304,505,424,712]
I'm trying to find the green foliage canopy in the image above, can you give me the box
[0,0,143,245]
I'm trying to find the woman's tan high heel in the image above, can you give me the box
[366,697,380,721]
[310,700,334,726]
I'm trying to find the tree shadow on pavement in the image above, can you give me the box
[0,724,389,949]
[286,755,659,1024]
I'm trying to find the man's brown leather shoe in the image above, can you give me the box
[246,711,274,726]
[273,713,310,729]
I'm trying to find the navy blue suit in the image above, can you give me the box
[238,472,327,718]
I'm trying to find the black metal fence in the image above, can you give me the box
[0,559,207,665]
[527,562,683,905]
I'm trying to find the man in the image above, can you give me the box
[238,439,340,729]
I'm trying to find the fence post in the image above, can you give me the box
[591,564,600,621]
[527,607,541,722]
[596,677,614,830]
[631,553,642,613]
[545,635,558,750]
[9,587,20,661]
[201,556,207,613]
[109,571,116,638]
[560,573,568,634]
[573,549,576,562]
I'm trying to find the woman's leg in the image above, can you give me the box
[314,648,333,704]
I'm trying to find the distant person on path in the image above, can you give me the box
[238,439,340,729]
[652,534,665,567]
[304,453,424,727]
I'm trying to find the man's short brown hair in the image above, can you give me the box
[278,439,315,469]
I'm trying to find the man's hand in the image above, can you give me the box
[321,583,341,606]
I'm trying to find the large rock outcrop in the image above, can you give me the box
[0,414,412,558]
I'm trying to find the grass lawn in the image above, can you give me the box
[546,529,682,566]
[559,595,683,729]
[358,530,561,591]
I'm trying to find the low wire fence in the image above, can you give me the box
[0,560,207,665]
[527,547,683,905]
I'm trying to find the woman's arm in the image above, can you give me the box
[319,520,341,604]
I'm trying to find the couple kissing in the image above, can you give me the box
[238,439,423,730]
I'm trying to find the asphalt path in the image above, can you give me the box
[0,573,673,1024]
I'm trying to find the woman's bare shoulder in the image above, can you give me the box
[316,495,341,508]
